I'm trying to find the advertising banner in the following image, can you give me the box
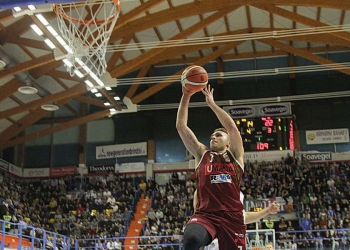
[224,102,291,118]
[0,158,9,171]
[301,152,332,162]
[244,196,293,214]
[244,150,293,163]
[96,142,147,159]
[22,168,50,178]
[116,162,145,173]
[50,166,77,177]
[305,128,349,145]
[9,164,22,177]
[88,164,115,174]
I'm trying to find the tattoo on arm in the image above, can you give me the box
[185,131,196,144]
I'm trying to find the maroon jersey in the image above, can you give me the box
[196,149,244,212]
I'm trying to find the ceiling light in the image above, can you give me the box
[74,69,84,78]
[105,87,112,90]
[114,96,120,100]
[30,24,43,36]
[91,88,98,93]
[44,39,56,49]
[95,93,102,97]
[64,45,73,54]
[56,36,66,46]
[46,26,58,36]
[104,102,110,106]
[28,5,36,10]
[13,7,22,12]
[63,59,73,68]
[35,14,49,26]
[85,80,94,88]
[18,86,38,94]
[41,104,59,111]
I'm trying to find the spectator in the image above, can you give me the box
[265,217,274,230]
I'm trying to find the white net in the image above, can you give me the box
[54,0,121,77]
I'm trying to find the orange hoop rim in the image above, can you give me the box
[54,0,121,25]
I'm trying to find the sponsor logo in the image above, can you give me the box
[190,218,198,222]
[210,174,232,183]
[260,105,288,115]
[205,163,237,175]
[88,165,115,173]
[28,170,45,177]
[302,153,332,162]
[228,107,255,117]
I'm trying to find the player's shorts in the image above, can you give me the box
[188,210,246,250]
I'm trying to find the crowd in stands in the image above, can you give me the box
[1,153,350,250]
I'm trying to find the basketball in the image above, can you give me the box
[181,65,208,93]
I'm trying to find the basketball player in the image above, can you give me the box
[176,84,245,250]
[200,191,280,250]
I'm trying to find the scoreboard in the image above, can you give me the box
[234,116,294,151]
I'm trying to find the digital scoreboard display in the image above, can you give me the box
[234,116,294,151]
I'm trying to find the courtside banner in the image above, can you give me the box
[9,164,22,177]
[224,102,291,118]
[0,158,9,171]
[50,166,77,177]
[23,168,50,178]
[96,142,147,159]
[244,150,293,163]
[305,128,349,145]
[116,162,145,173]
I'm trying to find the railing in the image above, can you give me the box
[1,219,350,250]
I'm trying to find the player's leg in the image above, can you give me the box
[183,224,212,250]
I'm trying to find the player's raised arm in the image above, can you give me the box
[176,88,207,160]
[201,85,244,166]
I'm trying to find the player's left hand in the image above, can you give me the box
[268,202,280,214]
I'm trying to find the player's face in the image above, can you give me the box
[210,131,229,151]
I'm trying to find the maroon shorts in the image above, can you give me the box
[187,210,246,250]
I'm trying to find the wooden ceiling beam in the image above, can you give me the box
[74,96,106,108]
[107,34,133,71]
[125,66,151,99]
[110,0,350,42]
[110,7,239,77]
[0,109,110,150]
[0,79,23,102]
[0,84,86,120]
[0,9,14,22]
[253,4,350,43]
[0,94,81,144]
[0,53,56,80]
[260,39,350,76]
[131,41,243,104]
[99,88,122,111]
[114,0,166,30]
[6,37,51,51]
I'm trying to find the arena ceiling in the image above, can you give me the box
[0,0,350,150]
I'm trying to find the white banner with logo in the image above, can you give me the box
[96,142,147,159]
[116,162,145,173]
[244,150,293,163]
[22,168,50,178]
[301,152,332,162]
[224,102,291,118]
[0,158,9,171]
[9,164,22,177]
[305,128,349,145]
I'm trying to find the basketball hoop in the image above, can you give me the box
[54,0,121,77]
